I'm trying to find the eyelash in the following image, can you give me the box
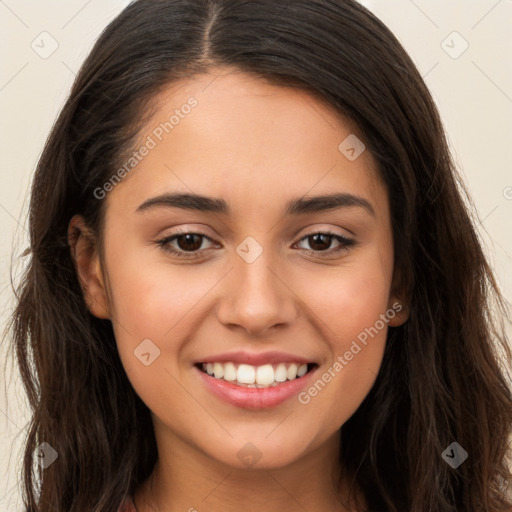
[155,230,356,259]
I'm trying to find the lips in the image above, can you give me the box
[198,350,313,366]
[193,351,318,409]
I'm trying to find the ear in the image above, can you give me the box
[67,215,110,319]
[386,296,409,327]
[386,268,410,327]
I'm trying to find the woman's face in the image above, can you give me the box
[78,67,407,469]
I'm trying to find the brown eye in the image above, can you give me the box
[305,233,332,251]
[157,232,217,258]
[295,232,356,255]
[174,234,204,252]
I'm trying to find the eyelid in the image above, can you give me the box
[294,223,355,239]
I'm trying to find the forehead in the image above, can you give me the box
[105,67,388,221]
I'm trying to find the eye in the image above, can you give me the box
[295,232,356,256]
[156,231,217,258]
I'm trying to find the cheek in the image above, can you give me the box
[292,255,392,425]
[101,231,222,389]
[106,259,211,417]
[104,234,214,339]
[302,256,393,346]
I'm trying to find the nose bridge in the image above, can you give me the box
[216,238,297,334]
[237,248,279,299]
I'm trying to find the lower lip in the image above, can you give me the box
[194,365,317,409]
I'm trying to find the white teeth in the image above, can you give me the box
[237,364,255,384]
[286,363,298,380]
[200,361,312,387]
[223,362,237,381]
[256,364,275,386]
[274,363,288,382]
[297,364,308,377]
[213,362,224,379]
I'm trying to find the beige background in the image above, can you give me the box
[1,0,511,509]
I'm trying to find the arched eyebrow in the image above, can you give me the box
[136,192,375,218]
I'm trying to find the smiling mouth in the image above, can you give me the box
[195,361,318,388]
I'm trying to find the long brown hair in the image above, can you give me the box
[5,0,512,510]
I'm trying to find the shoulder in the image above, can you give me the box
[118,495,137,512]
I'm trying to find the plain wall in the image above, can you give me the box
[1,0,511,509]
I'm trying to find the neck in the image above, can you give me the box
[133,424,365,512]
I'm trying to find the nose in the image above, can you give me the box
[215,249,298,336]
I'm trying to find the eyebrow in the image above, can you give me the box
[136,192,375,217]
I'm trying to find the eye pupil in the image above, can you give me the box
[177,234,203,251]
[308,233,331,251]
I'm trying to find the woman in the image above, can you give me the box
[8,0,512,510]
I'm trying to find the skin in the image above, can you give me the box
[69,66,408,512]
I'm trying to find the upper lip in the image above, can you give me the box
[196,351,315,366]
